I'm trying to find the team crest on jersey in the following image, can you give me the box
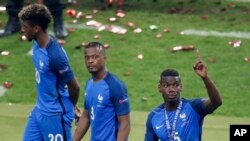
[180,113,186,119]
[98,94,103,103]
[180,112,188,128]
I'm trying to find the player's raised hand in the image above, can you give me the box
[193,49,207,78]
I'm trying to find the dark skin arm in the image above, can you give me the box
[67,77,80,107]
[117,114,131,141]
[193,50,222,114]
[72,109,90,141]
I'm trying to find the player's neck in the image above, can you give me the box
[92,69,107,82]
[36,33,50,48]
[165,99,181,111]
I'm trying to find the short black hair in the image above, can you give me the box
[160,69,181,82]
[85,41,105,54]
[18,3,52,31]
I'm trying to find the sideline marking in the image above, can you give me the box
[182,29,250,39]
[65,24,250,39]
[0,86,7,97]
[232,0,250,2]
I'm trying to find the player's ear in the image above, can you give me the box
[179,84,182,92]
[158,84,161,93]
[34,25,40,33]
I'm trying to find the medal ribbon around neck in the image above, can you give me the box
[164,99,183,141]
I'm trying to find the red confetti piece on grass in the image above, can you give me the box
[244,57,250,62]
[66,9,76,16]
[3,81,13,89]
[171,45,195,52]
[228,40,241,47]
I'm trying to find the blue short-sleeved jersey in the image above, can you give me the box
[84,72,130,141]
[145,98,207,141]
[32,36,74,115]
[23,36,75,141]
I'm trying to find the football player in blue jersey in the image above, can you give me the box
[72,42,131,141]
[19,4,80,141]
[144,51,222,141]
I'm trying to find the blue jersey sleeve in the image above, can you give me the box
[105,73,130,116]
[189,98,207,117]
[46,39,74,84]
[145,112,158,141]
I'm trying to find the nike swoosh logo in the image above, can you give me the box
[156,124,164,130]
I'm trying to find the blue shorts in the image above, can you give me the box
[23,107,73,141]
